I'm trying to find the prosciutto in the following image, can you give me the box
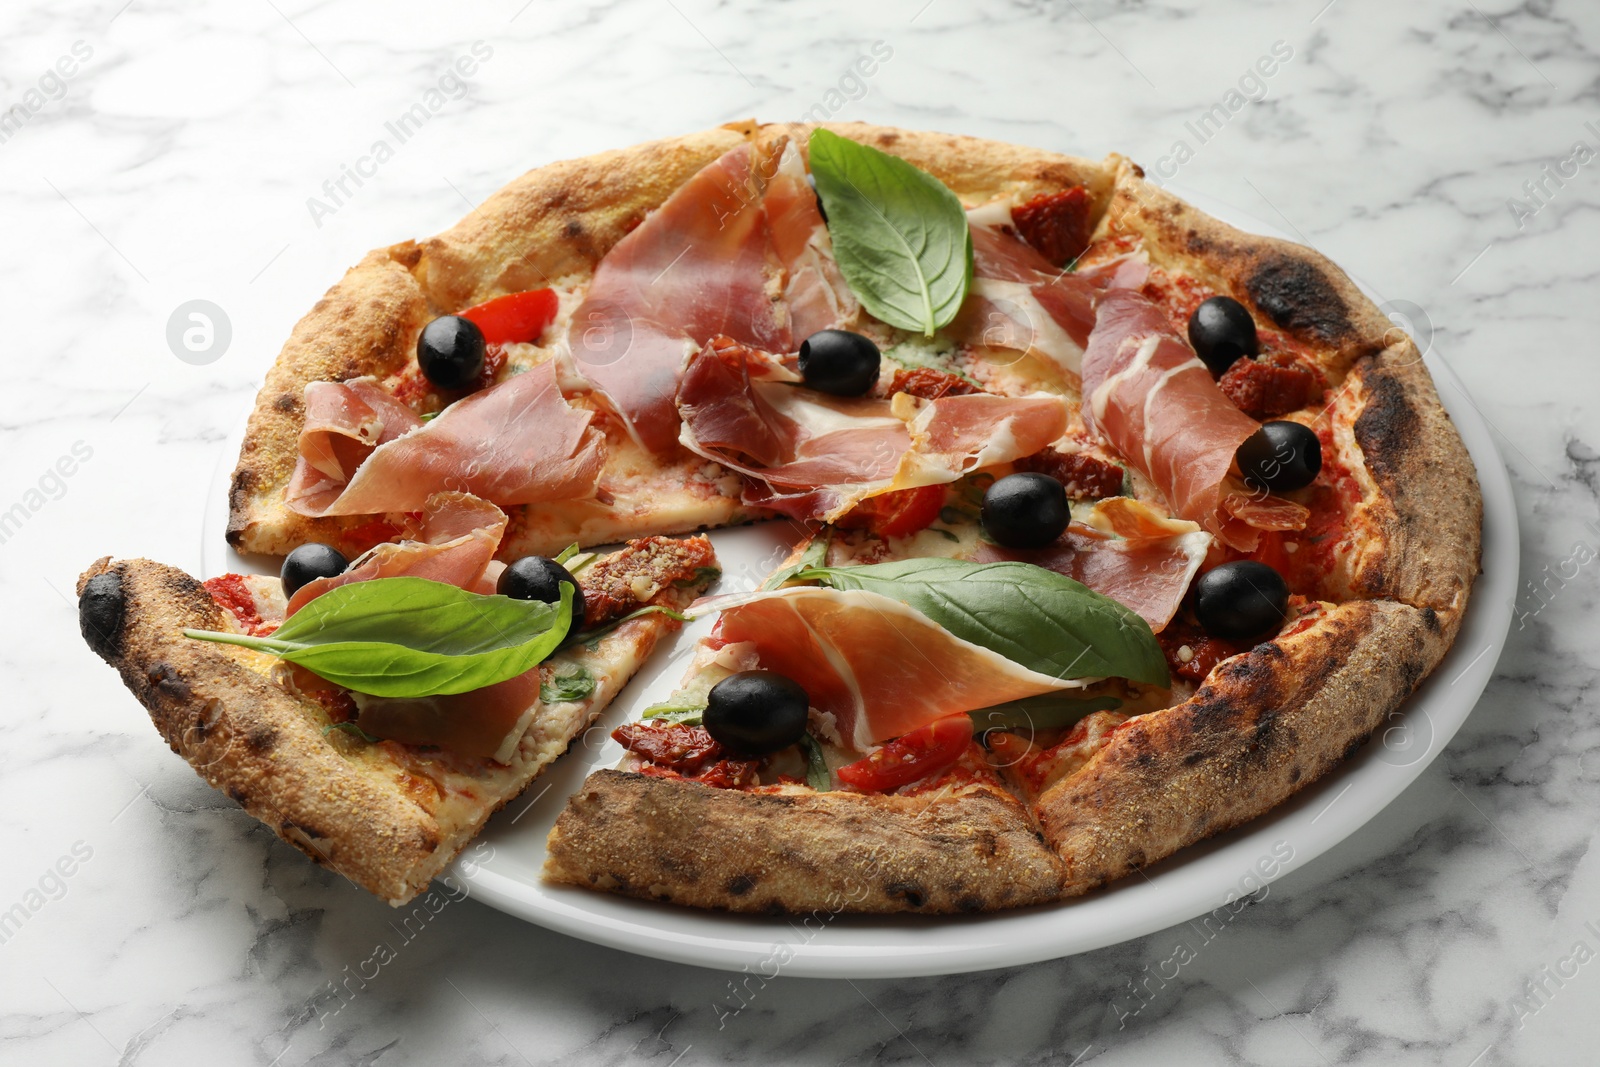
[709,586,1086,751]
[676,341,1066,523]
[285,361,603,518]
[1082,287,1306,550]
[974,499,1211,632]
[284,492,547,764]
[961,210,1147,375]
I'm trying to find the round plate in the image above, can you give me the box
[203,187,1516,978]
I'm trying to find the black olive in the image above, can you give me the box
[1237,421,1322,493]
[417,315,486,390]
[1187,296,1259,377]
[981,472,1070,549]
[798,329,880,396]
[806,172,827,223]
[498,556,586,622]
[1194,560,1289,641]
[281,543,349,597]
[703,670,810,756]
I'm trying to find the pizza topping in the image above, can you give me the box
[499,555,587,624]
[981,472,1070,549]
[1082,287,1306,550]
[566,143,788,454]
[353,667,545,764]
[1158,619,1253,683]
[202,574,272,636]
[1194,560,1290,641]
[676,340,1064,523]
[767,142,857,340]
[292,376,423,489]
[973,501,1211,633]
[836,484,946,539]
[798,329,882,396]
[807,129,973,337]
[416,315,487,390]
[1186,295,1259,377]
[279,543,349,597]
[614,722,760,788]
[577,534,718,629]
[286,493,506,615]
[286,361,604,517]
[1237,420,1322,493]
[835,714,974,793]
[1010,187,1094,267]
[1219,356,1319,420]
[702,670,810,756]
[1012,446,1124,500]
[887,366,977,400]
[459,288,559,348]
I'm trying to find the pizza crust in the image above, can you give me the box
[77,556,691,905]
[545,772,1065,914]
[1036,598,1451,893]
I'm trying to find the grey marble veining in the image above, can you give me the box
[2,0,1597,1063]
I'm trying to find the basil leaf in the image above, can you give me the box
[799,732,832,791]
[761,532,831,591]
[540,663,596,703]
[969,694,1122,735]
[808,129,973,337]
[798,558,1169,686]
[185,576,573,698]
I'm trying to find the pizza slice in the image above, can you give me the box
[79,502,718,905]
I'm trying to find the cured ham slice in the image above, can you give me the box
[709,586,1085,751]
[676,341,1066,523]
[763,143,858,341]
[285,493,507,615]
[962,211,1147,375]
[566,144,789,454]
[975,500,1211,632]
[285,362,603,518]
[353,669,542,764]
[1082,287,1306,550]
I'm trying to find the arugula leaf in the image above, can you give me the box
[808,129,973,337]
[797,558,1169,686]
[969,694,1122,735]
[641,701,706,726]
[552,543,582,564]
[761,532,831,591]
[540,663,596,703]
[185,576,573,698]
[798,732,832,791]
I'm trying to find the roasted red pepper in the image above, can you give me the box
[460,288,559,347]
[836,715,974,793]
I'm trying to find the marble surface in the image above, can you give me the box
[3,0,1597,1062]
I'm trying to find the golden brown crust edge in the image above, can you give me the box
[1039,598,1452,894]
[544,773,1065,914]
[78,556,450,903]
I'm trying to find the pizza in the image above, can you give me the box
[78,121,1480,917]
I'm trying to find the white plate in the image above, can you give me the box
[204,189,1516,978]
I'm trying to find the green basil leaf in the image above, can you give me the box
[797,558,1169,687]
[185,576,573,698]
[808,128,973,337]
[761,532,831,591]
[969,694,1122,735]
[799,732,832,791]
[540,663,596,703]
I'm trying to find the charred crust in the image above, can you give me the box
[725,874,756,896]
[883,881,928,907]
[1244,253,1357,345]
[1352,365,1419,485]
[78,569,126,660]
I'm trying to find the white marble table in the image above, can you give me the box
[3,0,1596,1062]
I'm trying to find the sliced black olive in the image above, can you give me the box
[417,315,486,390]
[798,329,880,396]
[1237,420,1322,493]
[1188,296,1259,377]
[498,556,586,623]
[281,543,349,597]
[703,670,811,756]
[1194,560,1289,641]
[981,472,1070,549]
